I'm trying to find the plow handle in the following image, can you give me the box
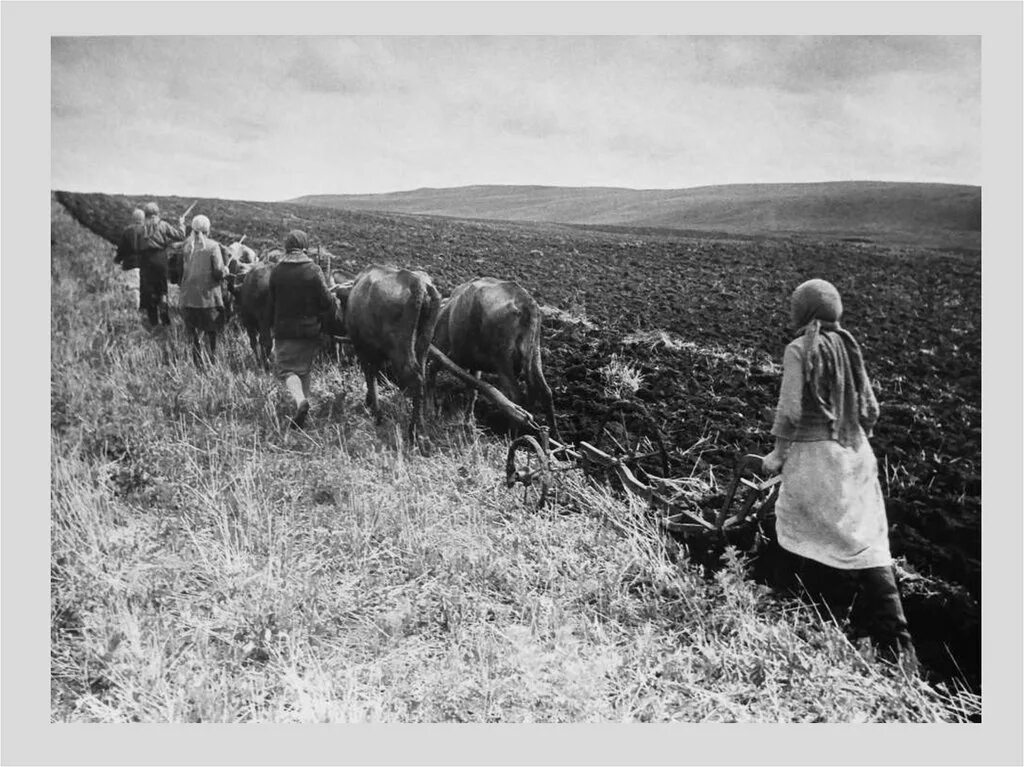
[427,345,540,433]
[736,454,766,476]
[715,453,769,530]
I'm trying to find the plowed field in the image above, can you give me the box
[55,190,982,690]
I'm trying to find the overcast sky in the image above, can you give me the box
[51,36,980,201]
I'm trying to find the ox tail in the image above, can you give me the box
[406,279,441,443]
[521,305,558,438]
[414,281,442,371]
[517,305,542,387]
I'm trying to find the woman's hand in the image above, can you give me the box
[762,449,785,475]
[762,438,792,475]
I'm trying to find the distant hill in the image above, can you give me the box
[294,181,981,252]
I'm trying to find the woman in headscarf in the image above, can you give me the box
[763,278,918,670]
[179,214,226,366]
[267,230,342,429]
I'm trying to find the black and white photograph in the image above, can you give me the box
[4,0,1024,762]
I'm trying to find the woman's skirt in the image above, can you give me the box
[775,437,892,570]
[274,338,319,379]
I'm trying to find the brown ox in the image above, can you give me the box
[332,265,441,443]
[219,241,258,321]
[431,277,557,437]
[236,262,274,369]
[223,241,257,268]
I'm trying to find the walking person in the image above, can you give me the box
[267,230,341,429]
[137,201,186,327]
[114,208,146,310]
[762,278,918,672]
[179,214,226,367]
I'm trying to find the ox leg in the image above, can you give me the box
[426,356,440,414]
[246,326,261,366]
[409,383,422,444]
[496,370,524,406]
[496,369,527,437]
[408,366,430,447]
[363,364,381,422]
[394,356,428,447]
[259,329,273,372]
[466,371,481,423]
[414,347,432,441]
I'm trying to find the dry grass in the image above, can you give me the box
[599,354,645,400]
[49,198,979,723]
[539,303,596,331]
[622,328,689,353]
[621,329,781,375]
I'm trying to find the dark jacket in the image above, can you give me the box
[139,218,186,265]
[268,252,338,340]
[114,224,145,270]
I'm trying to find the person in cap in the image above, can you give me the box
[179,214,226,366]
[114,208,146,310]
[763,278,918,671]
[267,230,342,428]
[137,201,186,327]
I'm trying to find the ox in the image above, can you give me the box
[331,265,441,444]
[217,240,259,321]
[223,240,257,269]
[235,262,274,369]
[431,277,557,437]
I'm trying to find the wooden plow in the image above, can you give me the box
[321,336,779,546]
[426,345,781,545]
[319,335,774,544]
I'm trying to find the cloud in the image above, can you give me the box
[493,102,567,140]
[50,36,981,197]
[280,38,410,96]
[679,36,980,94]
[285,49,368,94]
[604,131,683,164]
[222,113,276,144]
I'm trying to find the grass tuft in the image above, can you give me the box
[599,354,645,400]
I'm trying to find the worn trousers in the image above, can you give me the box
[139,252,170,326]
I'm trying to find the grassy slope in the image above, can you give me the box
[50,196,978,722]
[294,181,981,252]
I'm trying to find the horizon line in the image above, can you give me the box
[52,177,982,205]
[292,178,981,199]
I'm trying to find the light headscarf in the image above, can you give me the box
[190,214,211,251]
[790,279,877,448]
